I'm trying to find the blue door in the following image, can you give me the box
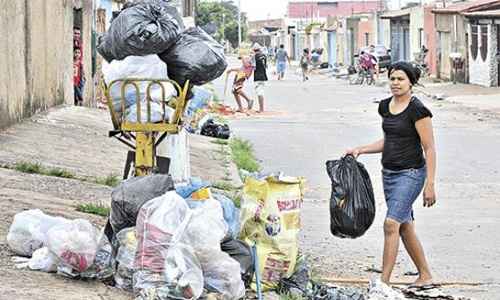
[328,31,337,67]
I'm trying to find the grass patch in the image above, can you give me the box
[14,162,76,179]
[14,161,43,174]
[95,174,121,187]
[210,138,229,146]
[229,138,260,173]
[46,168,75,179]
[76,202,110,217]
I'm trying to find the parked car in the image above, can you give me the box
[359,45,392,70]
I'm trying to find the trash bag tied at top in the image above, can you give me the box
[326,155,375,239]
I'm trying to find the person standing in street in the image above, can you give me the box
[346,61,437,290]
[300,48,311,81]
[275,44,290,80]
[226,56,254,112]
[252,44,268,113]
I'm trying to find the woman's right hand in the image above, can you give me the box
[344,147,361,158]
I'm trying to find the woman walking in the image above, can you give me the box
[346,61,436,289]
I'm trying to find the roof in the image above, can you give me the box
[432,0,500,14]
[380,7,412,19]
[463,8,500,15]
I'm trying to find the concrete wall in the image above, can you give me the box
[410,6,424,60]
[425,7,437,76]
[468,23,498,87]
[0,0,75,130]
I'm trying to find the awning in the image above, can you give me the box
[464,9,500,17]
[380,9,411,19]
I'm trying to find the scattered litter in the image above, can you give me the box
[365,265,382,274]
[367,278,406,300]
[326,155,376,239]
[200,119,231,139]
[432,93,447,101]
[404,271,419,276]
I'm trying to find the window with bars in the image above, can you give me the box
[480,25,488,61]
[471,25,478,60]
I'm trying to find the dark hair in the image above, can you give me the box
[280,44,284,48]
[303,48,309,53]
[388,61,421,85]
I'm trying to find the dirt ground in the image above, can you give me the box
[0,106,240,299]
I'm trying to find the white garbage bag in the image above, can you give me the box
[367,278,407,300]
[47,219,100,273]
[115,227,138,291]
[157,129,191,184]
[27,247,58,273]
[125,101,175,123]
[102,55,177,113]
[6,209,70,257]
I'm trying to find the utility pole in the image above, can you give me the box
[238,0,242,48]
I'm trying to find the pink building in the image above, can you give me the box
[288,1,383,19]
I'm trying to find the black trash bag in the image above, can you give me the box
[107,174,175,242]
[158,27,227,86]
[278,256,312,297]
[220,235,254,286]
[200,119,230,139]
[97,0,184,62]
[326,155,375,239]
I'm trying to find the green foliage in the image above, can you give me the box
[210,138,229,145]
[14,162,76,179]
[95,174,121,187]
[212,180,237,191]
[196,0,248,47]
[76,202,110,217]
[14,162,43,174]
[229,138,260,172]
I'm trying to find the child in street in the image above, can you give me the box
[226,56,254,113]
[300,48,311,81]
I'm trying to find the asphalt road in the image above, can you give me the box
[214,58,500,299]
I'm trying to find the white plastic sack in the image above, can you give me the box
[115,227,138,291]
[47,219,100,273]
[197,249,246,300]
[125,101,175,123]
[157,129,191,184]
[102,55,177,113]
[6,209,70,257]
[28,247,58,273]
[163,244,204,299]
[367,279,407,300]
[182,198,227,251]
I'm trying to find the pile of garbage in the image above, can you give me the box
[6,173,310,299]
[98,0,227,123]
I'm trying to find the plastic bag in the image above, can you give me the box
[125,101,175,123]
[115,227,138,291]
[197,249,246,300]
[240,175,306,290]
[184,86,213,118]
[27,247,58,272]
[110,174,175,238]
[163,244,204,299]
[102,55,177,114]
[47,219,100,273]
[133,191,193,296]
[213,193,241,239]
[6,209,70,257]
[159,27,227,86]
[79,233,114,280]
[220,236,254,286]
[326,155,375,239]
[97,1,184,62]
[157,129,191,184]
[200,119,230,140]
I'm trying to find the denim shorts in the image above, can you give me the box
[382,166,426,223]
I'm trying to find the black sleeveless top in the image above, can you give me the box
[378,96,433,171]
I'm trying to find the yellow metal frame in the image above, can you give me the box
[103,78,190,177]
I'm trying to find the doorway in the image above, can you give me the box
[328,31,337,67]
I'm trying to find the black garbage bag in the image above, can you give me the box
[326,155,375,239]
[97,0,184,62]
[106,174,175,242]
[220,235,255,286]
[200,119,230,139]
[158,27,227,86]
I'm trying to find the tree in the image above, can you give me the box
[196,0,247,48]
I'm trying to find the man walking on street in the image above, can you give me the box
[276,44,290,80]
[252,44,268,113]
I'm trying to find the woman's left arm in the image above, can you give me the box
[415,117,436,207]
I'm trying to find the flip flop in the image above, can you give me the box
[407,283,440,291]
